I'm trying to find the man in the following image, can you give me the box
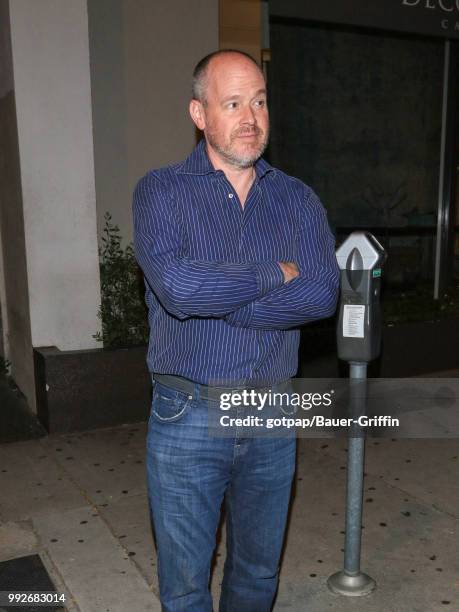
[133,49,339,612]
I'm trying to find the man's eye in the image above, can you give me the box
[254,99,266,108]
[227,102,238,109]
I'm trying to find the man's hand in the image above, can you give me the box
[278,262,299,283]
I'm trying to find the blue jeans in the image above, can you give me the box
[146,379,296,612]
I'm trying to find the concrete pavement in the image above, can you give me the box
[1,411,459,611]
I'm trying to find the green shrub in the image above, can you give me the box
[93,213,149,348]
[0,356,11,376]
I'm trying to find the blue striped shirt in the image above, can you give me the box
[132,139,339,386]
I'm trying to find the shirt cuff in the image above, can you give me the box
[254,262,285,295]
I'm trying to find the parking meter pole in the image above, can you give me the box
[328,363,375,595]
[344,362,367,576]
[327,232,386,597]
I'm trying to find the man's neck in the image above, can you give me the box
[205,143,256,207]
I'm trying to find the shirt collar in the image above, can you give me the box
[176,138,275,180]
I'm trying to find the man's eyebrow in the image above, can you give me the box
[221,89,267,104]
[221,94,242,103]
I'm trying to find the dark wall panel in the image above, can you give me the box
[269,21,444,230]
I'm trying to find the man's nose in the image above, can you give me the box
[240,104,256,124]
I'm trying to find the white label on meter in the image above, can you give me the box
[343,304,365,338]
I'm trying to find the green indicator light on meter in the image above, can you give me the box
[372,268,381,278]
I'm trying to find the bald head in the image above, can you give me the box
[192,49,264,105]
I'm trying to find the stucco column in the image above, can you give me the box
[4,0,102,410]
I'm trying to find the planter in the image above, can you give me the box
[376,317,459,377]
[34,345,151,434]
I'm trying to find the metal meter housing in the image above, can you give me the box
[336,232,386,363]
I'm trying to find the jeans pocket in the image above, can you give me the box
[151,382,192,423]
[279,403,297,417]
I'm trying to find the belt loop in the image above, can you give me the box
[193,381,200,402]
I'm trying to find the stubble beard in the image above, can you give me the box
[206,125,269,169]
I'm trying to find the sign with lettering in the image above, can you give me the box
[270,0,459,39]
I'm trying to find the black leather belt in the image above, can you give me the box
[152,373,292,402]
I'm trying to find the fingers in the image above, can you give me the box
[278,262,299,283]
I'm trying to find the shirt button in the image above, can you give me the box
[228,193,234,198]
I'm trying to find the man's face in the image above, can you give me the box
[192,54,269,169]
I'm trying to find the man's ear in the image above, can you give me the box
[189,99,206,131]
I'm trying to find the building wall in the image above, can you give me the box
[0,0,33,401]
[88,0,219,245]
[219,0,262,61]
[4,0,103,411]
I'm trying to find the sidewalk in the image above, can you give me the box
[1,375,459,611]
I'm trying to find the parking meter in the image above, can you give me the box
[336,232,386,363]
[327,232,386,598]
